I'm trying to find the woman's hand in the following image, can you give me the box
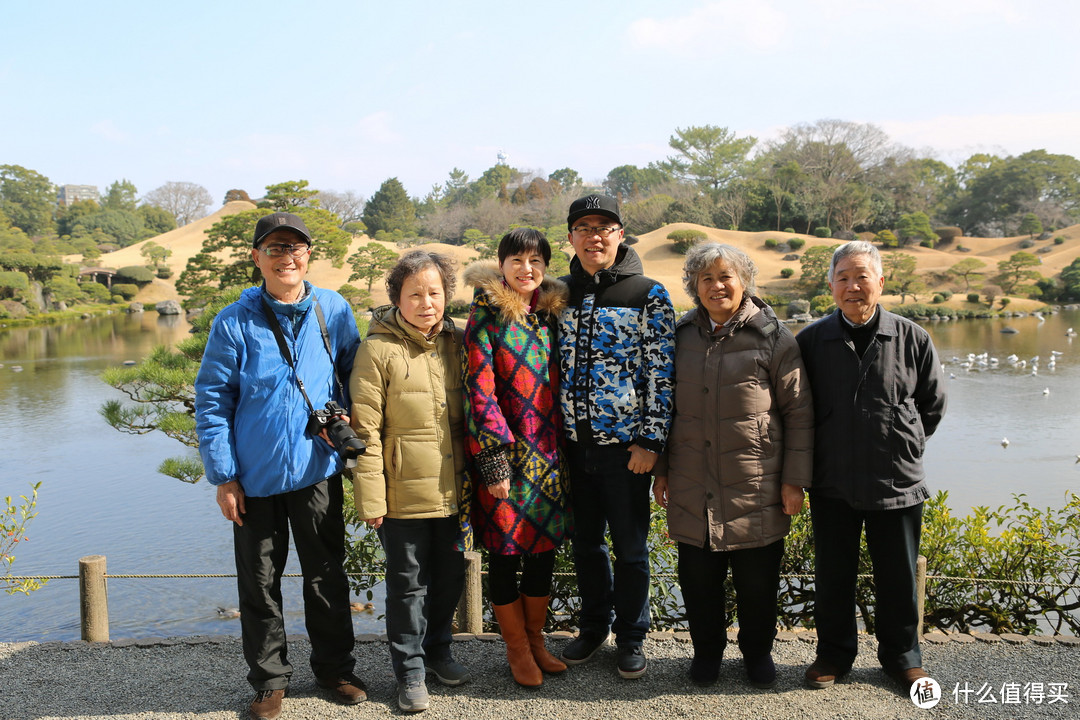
[652,476,669,508]
[781,483,805,515]
[488,479,510,499]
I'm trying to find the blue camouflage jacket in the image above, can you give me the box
[558,245,675,453]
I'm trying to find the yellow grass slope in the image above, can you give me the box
[106,212,1080,311]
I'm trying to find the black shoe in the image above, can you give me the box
[617,644,647,679]
[689,655,721,685]
[745,653,776,689]
[561,632,608,665]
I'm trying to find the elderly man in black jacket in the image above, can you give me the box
[796,241,946,694]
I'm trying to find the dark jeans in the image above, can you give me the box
[487,550,556,606]
[566,441,652,646]
[233,476,355,691]
[810,494,924,672]
[678,539,784,661]
[378,516,465,682]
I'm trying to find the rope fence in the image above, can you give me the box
[10,553,1080,643]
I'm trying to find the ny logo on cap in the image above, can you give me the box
[585,196,601,210]
[276,216,289,225]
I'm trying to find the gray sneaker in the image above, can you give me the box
[398,679,430,713]
[425,657,471,686]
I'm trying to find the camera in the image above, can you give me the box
[307,401,366,465]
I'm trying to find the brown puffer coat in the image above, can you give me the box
[656,296,813,551]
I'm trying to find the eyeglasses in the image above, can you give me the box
[260,243,311,258]
[571,225,621,238]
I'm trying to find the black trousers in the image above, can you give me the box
[233,476,356,690]
[678,539,784,661]
[810,494,924,673]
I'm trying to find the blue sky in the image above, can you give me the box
[3,0,1078,207]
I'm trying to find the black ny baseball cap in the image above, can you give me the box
[252,212,313,247]
[567,194,622,228]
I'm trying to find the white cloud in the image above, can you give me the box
[90,120,127,143]
[881,112,1080,161]
[626,1,790,54]
[352,111,402,145]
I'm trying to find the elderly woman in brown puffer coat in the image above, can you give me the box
[652,242,813,689]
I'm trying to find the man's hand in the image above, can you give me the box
[216,480,246,526]
[318,413,351,448]
[781,483,805,516]
[652,476,669,508]
[363,516,384,530]
[488,479,510,500]
[627,444,658,475]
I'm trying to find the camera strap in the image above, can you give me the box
[259,294,347,414]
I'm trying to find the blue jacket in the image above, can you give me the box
[558,245,676,452]
[195,284,361,497]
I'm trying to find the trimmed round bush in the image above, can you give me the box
[1019,239,1034,249]
[934,227,963,245]
[788,238,805,250]
[112,283,139,300]
[966,292,980,303]
[931,293,945,304]
[939,290,953,300]
[155,267,173,279]
[667,229,707,255]
[783,227,796,234]
[116,265,155,284]
[764,238,778,249]
[780,267,794,278]
[810,294,835,315]
[1054,236,1065,245]
[813,227,831,238]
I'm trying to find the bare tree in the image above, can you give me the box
[142,181,213,226]
[316,190,366,226]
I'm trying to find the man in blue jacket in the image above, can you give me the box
[557,194,675,679]
[796,241,946,695]
[195,212,364,720]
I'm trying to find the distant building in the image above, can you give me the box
[57,184,99,207]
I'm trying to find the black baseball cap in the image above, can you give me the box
[252,212,313,247]
[567,194,622,228]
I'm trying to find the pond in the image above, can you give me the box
[0,307,1077,642]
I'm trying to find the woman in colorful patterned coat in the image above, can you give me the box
[462,228,571,687]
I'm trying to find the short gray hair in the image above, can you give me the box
[828,241,882,282]
[682,242,758,304]
[386,250,457,306]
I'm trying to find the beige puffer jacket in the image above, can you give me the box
[348,305,465,520]
[656,296,813,551]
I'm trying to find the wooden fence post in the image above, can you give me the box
[916,554,927,637]
[456,550,483,634]
[80,555,109,642]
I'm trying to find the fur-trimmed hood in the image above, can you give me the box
[462,261,568,326]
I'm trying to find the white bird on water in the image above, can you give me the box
[1001,437,1010,448]
[1043,387,1050,395]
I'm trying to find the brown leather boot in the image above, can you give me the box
[520,594,567,673]
[492,599,543,687]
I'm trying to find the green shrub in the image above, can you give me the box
[0,270,30,297]
[1054,236,1065,245]
[809,294,835,314]
[783,227,796,234]
[934,227,963,245]
[875,229,899,248]
[1019,239,1034,249]
[813,227,831,238]
[780,267,794,279]
[940,290,953,300]
[920,239,935,248]
[667,229,707,255]
[116,265,155,285]
[764,238,778,249]
[931,293,945,304]
[155,267,173,279]
[966,292,981,303]
[112,283,139,300]
[788,238,805,251]
[81,281,111,303]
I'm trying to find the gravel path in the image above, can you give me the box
[4,631,1077,720]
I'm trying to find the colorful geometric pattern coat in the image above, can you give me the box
[460,262,572,555]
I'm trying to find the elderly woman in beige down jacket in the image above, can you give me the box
[652,242,813,689]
